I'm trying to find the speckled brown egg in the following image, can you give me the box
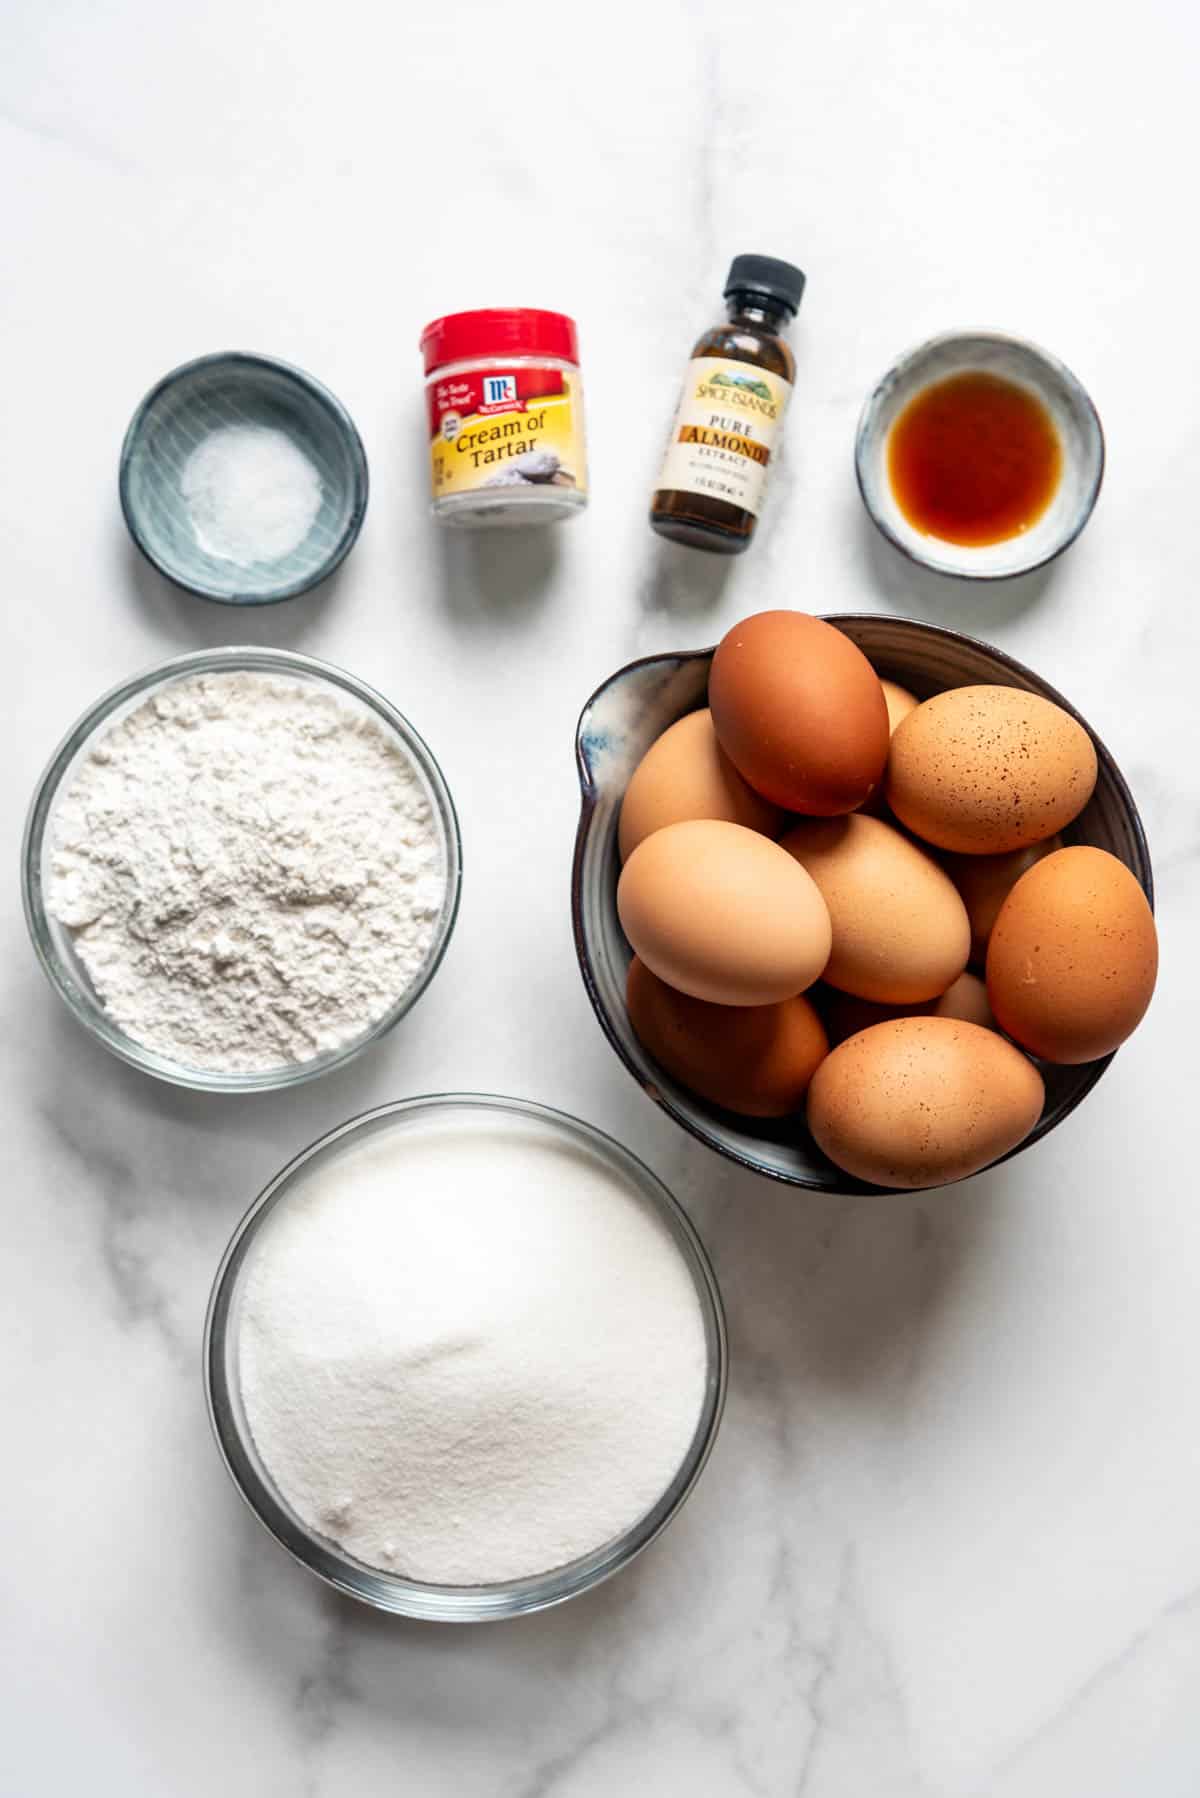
[986,846,1157,1063]
[617,819,832,1005]
[709,611,890,814]
[780,813,970,1003]
[944,837,1063,961]
[627,957,828,1117]
[886,685,1097,854]
[807,1017,1045,1189]
[618,708,783,861]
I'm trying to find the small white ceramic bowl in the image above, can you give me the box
[855,331,1104,580]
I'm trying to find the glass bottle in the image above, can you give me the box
[650,255,805,555]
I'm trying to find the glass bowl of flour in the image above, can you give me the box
[204,1094,728,1620]
[22,647,462,1092]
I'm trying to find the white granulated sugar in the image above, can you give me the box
[48,671,445,1073]
[237,1120,709,1585]
[181,424,323,564]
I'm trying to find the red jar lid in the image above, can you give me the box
[419,308,580,375]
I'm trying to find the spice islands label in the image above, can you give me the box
[657,357,792,516]
[427,366,587,499]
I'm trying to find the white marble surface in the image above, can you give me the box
[3,2,1198,1792]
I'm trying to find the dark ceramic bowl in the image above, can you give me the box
[572,615,1152,1194]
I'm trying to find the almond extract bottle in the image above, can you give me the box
[650,255,805,554]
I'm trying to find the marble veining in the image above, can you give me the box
[3,0,1199,1794]
[39,1093,184,1356]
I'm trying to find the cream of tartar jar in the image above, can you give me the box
[420,309,588,526]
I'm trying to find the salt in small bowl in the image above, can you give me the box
[855,330,1104,581]
[119,351,369,605]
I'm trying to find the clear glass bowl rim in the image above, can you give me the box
[21,646,463,1094]
[203,1092,729,1622]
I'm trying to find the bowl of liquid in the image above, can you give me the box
[855,331,1104,580]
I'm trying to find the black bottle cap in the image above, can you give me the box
[724,254,806,315]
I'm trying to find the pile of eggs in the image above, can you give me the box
[616,610,1158,1190]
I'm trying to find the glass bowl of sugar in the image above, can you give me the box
[119,352,369,604]
[204,1093,728,1620]
[21,647,462,1093]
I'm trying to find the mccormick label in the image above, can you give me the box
[656,356,792,516]
[427,365,588,500]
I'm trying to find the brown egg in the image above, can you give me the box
[709,611,890,814]
[627,957,828,1117]
[818,971,995,1043]
[618,708,783,861]
[818,987,928,1044]
[617,819,832,1005]
[780,813,970,1003]
[807,1017,1045,1189]
[986,846,1157,1063]
[880,679,919,735]
[886,685,1098,854]
[944,837,1063,961]
[933,971,996,1031]
[859,680,921,818]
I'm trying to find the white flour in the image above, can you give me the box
[237,1118,709,1584]
[48,671,446,1072]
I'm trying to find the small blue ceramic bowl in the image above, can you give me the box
[119,352,369,605]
